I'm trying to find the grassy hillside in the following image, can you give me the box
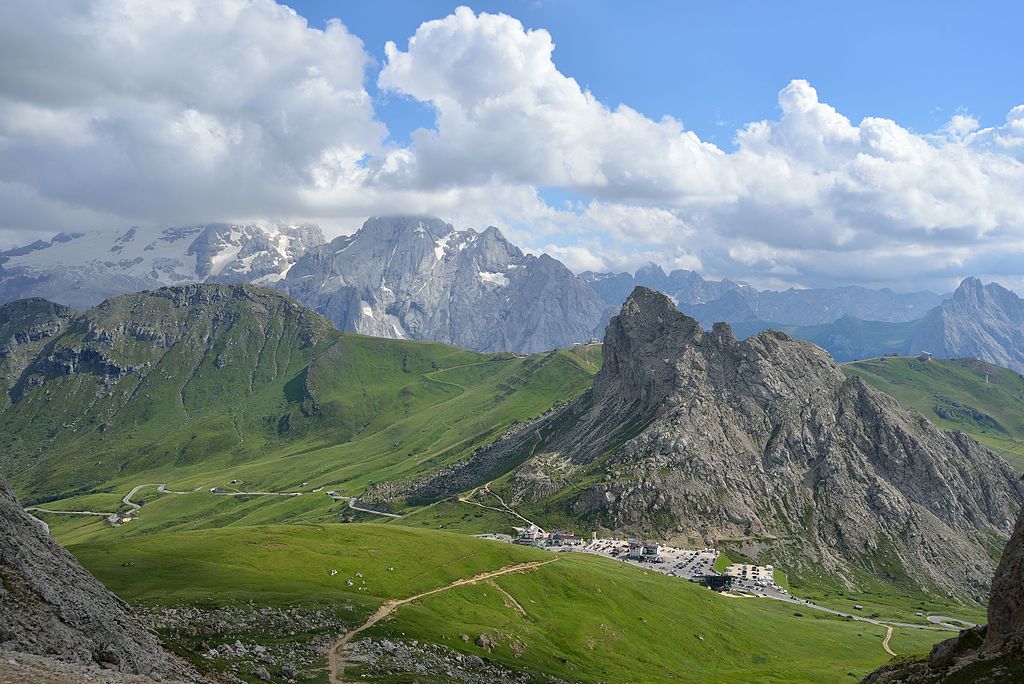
[843,356,1024,470]
[69,523,948,684]
[1,286,598,512]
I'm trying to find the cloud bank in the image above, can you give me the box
[2,2,1023,292]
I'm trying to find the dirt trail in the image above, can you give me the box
[459,482,540,531]
[489,580,528,617]
[327,558,557,684]
[882,625,896,656]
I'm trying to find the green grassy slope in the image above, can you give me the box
[69,523,948,684]
[1,287,597,514]
[843,356,1024,470]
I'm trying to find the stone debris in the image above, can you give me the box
[347,638,535,683]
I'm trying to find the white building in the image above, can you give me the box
[515,524,545,546]
[628,539,663,562]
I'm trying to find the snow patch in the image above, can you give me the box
[478,271,509,288]
[433,231,454,262]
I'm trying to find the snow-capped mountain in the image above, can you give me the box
[0,223,324,308]
[279,216,611,353]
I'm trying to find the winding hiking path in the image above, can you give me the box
[882,626,896,656]
[327,558,557,684]
[459,481,541,531]
[347,497,402,518]
[927,615,976,629]
[27,482,304,522]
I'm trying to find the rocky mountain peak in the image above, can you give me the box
[950,277,1022,317]
[953,276,985,301]
[408,286,1024,595]
[910,277,1024,372]
[279,215,607,353]
[595,287,701,410]
[361,215,454,243]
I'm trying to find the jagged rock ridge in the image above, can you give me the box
[404,287,1024,596]
[910,277,1024,373]
[279,216,610,353]
[0,475,204,681]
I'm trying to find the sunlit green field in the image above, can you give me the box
[68,523,949,684]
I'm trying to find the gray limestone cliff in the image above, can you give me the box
[0,475,205,681]
[279,216,610,353]
[863,502,1024,682]
[909,277,1024,373]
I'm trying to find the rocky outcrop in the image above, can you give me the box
[986,500,1024,656]
[408,287,1024,596]
[909,277,1024,373]
[0,652,197,684]
[0,475,205,681]
[863,503,1024,683]
[279,216,610,353]
[0,298,75,404]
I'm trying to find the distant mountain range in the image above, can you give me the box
[587,267,1024,373]
[2,217,1023,371]
[581,264,945,325]
[0,223,323,308]
[0,218,609,354]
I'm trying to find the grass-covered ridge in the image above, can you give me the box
[0,285,598,509]
[843,356,1024,470]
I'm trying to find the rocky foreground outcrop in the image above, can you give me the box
[864,503,1024,683]
[405,287,1024,596]
[0,475,205,682]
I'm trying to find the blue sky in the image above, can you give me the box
[292,0,1023,147]
[1,1,1022,292]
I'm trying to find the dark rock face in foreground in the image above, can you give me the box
[987,501,1024,657]
[405,287,1024,596]
[863,504,1024,683]
[0,475,204,682]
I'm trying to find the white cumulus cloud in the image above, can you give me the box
[2,2,1023,293]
